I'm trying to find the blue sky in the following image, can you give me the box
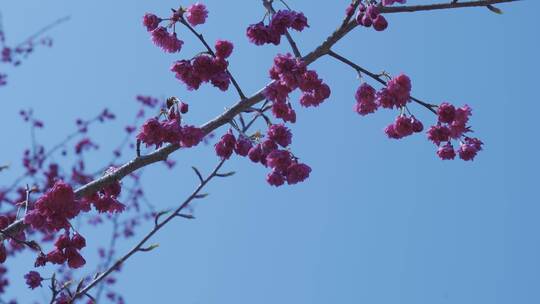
[1,0,539,303]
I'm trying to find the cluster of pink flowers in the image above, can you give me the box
[214,124,311,186]
[144,3,208,54]
[82,168,125,214]
[170,39,234,91]
[214,130,239,160]
[22,177,127,269]
[24,181,81,232]
[356,5,388,31]
[354,74,420,141]
[22,179,124,227]
[348,1,406,32]
[36,233,86,269]
[0,100,156,297]
[384,115,424,139]
[144,3,236,95]
[354,73,483,160]
[136,101,204,149]
[354,74,412,116]
[265,53,331,123]
[428,103,484,161]
[247,10,308,46]
[143,13,162,32]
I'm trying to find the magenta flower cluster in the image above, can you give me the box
[385,115,424,139]
[144,3,208,53]
[246,10,308,46]
[22,178,127,269]
[428,103,484,161]
[265,53,331,123]
[24,181,82,232]
[170,40,234,91]
[136,101,204,149]
[36,232,87,269]
[214,124,311,186]
[354,74,412,116]
[144,5,236,93]
[356,5,388,31]
[82,168,125,214]
[348,1,406,32]
[354,73,483,160]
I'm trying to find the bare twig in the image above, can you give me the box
[16,16,70,49]
[68,159,227,303]
[379,0,520,14]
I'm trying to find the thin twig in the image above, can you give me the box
[16,16,70,49]
[327,50,437,114]
[68,159,227,303]
[379,0,520,14]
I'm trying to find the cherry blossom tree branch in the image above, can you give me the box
[0,0,518,247]
[68,159,228,303]
[327,50,438,114]
[179,17,247,101]
[178,16,248,129]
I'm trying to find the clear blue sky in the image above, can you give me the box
[1,0,539,303]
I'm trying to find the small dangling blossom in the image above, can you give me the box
[143,13,162,31]
[234,136,253,157]
[267,124,292,148]
[186,3,209,26]
[354,83,378,115]
[215,130,237,160]
[24,271,43,289]
[437,142,456,160]
[151,27,183,53]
